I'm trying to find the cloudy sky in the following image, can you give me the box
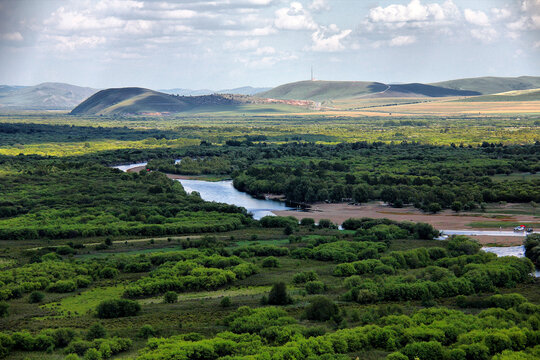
[0,0,539,89]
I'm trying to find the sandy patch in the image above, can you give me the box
[273,202,537,230]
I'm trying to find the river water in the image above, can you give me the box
[177,179,292,220]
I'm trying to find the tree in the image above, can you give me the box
[300,218,315,227]
[451,201,463,213]
[220,297,232,308]
[163,291,178,304]
[262,256,279,268]
[86,323,106,340]
[96,299,140,319]
[138,325,156,339]
[28,291,44,304]
[304,296,338,321]
[268,282,291,305]
[427,202,442,213]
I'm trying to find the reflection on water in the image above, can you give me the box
[177,179,292,220]
[482,245,539,277]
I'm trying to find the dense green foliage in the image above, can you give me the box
[0,156,249,240]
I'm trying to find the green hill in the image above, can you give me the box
[259,80,389,101]
[430,76,540,95]
[259,80,480,101]
[459,88,540,102]
[70,88,303,115]
[71,88,192,115]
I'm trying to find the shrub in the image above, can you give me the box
[262,256,279,268]
[138,325,156,339]
[163,291,178,304]
[304,296,339,321]
[318,219,336,229]
[402,341,444,360]
[28,291,44,303]
[84,348,101,360]
[99,267,118,279]
[96,299,140,319]
[300,218,315,227]
[292,271,319,284]
[47,280,77,293]
[86,323,106,341]
[305,281,326,294]
[220,297,232,308]
[268,282,292,305]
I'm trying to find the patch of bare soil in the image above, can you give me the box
[273,202,537,230]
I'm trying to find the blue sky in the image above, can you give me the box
[0,0,539,89]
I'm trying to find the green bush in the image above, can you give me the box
[163,291,178,304]
[305,281,326,294]
[268,282,292,305]
[138,325,156,339]
[47,280,77,293]
[292,271,319,284]
[262,256,279,268]
[220,297,232,308]
[86,323,106,341]
[96,299,140,319]
[304,296,339,321]
[28,291,44,303]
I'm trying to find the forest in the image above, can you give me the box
[0,113,538,360]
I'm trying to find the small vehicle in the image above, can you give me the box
[526,228,534,233]
[514,225,526,232]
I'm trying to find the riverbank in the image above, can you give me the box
[273,202,537,244]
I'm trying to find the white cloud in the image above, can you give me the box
[491,8,511,20]
[274,2,317,30]
[255,46,276,55]
[45,35,107,51]
[464,9,490,27]
[238,53,298,68]
[224,26,277,37]
[367,0,459,26]
[470,27,497,42]
[389,35,416,46]
[309,0,329,12]
[224,38,259,50]
[1,32,24,41]
[309,26,351,52]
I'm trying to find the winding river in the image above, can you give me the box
[177,179,292,220]
[112,162,292,220]
[113,162,538,276]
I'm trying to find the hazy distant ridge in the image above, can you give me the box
[0,83,98,110]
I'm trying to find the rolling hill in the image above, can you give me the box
[259,80,481,101]
[0,82,98,110]
[430,76,540,95]
[71,88,195,115]
[259,80,388,101]
[70,87,278,115]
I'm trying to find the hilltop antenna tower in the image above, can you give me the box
[311,66,314,81]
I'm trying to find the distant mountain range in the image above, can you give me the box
[0,83,98,110]
[259,76,540,101]
[3,76,539,113]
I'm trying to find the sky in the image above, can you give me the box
[0,0,539,90]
